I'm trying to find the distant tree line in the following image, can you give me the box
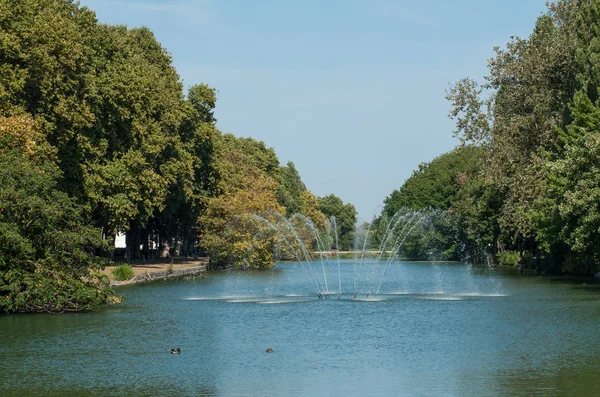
[0,0,356,312]
[380,0,600,275]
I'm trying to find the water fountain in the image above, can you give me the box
[250,208,432,300]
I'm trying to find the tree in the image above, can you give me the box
[199,134,285,268]
[154,84,220,256]
[383,146,484,215]
[277,161,307,215]
[0,1,193,259]
[537,91,600,273]
[317,195,357,251]
[200,174,285,269]
[446,78,491,146]
[82,24,187,258]
[0,0,102,197]
[380,146,487,261]
[300,190,328,230]
[0,0,350,277]
[0,121,114,313]
[445,4,581,251]
[444,1,600,269]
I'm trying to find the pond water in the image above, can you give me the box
[2,260,600,396]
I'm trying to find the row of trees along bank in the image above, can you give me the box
[379,0,600,275]
[0,0,356,312]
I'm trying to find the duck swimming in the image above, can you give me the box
[265,348,274,353]
[171,348,181,354]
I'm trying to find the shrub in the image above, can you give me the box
[112,265,134,281]
[0,146,114,313]
[497,250,520,266]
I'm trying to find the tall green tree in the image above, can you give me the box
[82,25,187,257]
[317,194,357,251]
[383,146,484,216]
[381,146,487,261]
[0,119,114,313]
[0,0,101,197]
[277,161,307,215]
[199,134,284,268]
[537,91,600,273]
[442,0,600,272]
[0,0,354,278]
[155,84,220,255]
[0,1,193,258]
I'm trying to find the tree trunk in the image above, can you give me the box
[126,222,142,260]
[141,227,149,260]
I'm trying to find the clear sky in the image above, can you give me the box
[80,0,548,220]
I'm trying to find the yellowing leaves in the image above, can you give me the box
[200,172,284,269]
[0,115,56,162]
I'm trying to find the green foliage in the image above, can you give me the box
[198,134,283,269]
[187,84,217,124]
[199,133,332,269]
[0,0,98,133]
[111,265,134,281]
[277,162,307,215]
[383,146,484,216]
[0,0,358,305]
[0,0,192,255]
[538,131,600,274]
[440,0,600,273]
[200,175,285,269]
[0,144,113,313]
[317,195,357,251]
[453,164,504,262]
[497,251,520,267]
[380,146,487,261]
[83,23,187,239]
[446,78,491,146]
[155,84,220,254]
[215,134,281,194]
[445,2,581,252]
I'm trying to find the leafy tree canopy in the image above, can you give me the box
[0,120,114,313]
[317,194,357,251]
[383,146,485,216]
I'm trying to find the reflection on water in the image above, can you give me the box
[1,260,600,396]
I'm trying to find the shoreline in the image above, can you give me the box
[104,258,208,287]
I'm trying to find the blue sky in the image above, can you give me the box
[80,0,548,220]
